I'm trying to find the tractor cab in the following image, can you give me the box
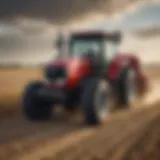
[22,30,147,125]
[55,31,121,65]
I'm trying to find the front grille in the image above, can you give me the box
[45,67,66,82]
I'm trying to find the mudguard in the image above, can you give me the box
[107,54,148,94]
[107,54,141,81]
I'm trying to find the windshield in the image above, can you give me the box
[69,38,102,57]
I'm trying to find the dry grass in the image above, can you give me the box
[0,68,42,118]
[143,66,160,80]
[0,66,159,118]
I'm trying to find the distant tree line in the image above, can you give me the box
[0,63,43,68]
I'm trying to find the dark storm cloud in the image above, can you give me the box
[133,26,160,37]
[0,0,106,23]
[0,35,24,51]
[0,0,149,24]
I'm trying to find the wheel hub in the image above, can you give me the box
[94,80,112,120]
[127,70,137,103]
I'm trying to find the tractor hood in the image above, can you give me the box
[47,58,68,67]
[46,57,89,69]
[45,57,91,88]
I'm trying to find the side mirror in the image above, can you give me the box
[54,39,62,49]
[54,33,64,49]
[115,31,122,44]
[109,31,122,44]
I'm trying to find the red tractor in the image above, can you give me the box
[22,31,147,125]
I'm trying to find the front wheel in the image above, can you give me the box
[81,78,113,125]
[22,81,52,121]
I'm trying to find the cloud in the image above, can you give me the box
[0,0,159,65]
[0,0,157,25]
[0,19,56,54]
[132,26,160,37]
[15,18,55,36]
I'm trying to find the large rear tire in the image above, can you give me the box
[22,81,52,121]
[118,67,138,107]
[81,78,113,125]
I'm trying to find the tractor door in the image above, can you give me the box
[104,40,118,64]
[102,40,118,77]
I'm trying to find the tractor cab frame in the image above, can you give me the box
[55,31,121,76]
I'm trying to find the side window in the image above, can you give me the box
[104,41,117,61]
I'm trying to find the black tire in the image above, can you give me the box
[118,67,137,107]
[81,78,112,125]
[22,81,52,121]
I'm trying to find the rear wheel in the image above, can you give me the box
[118,67,138,107]
[22,81,52,121]
[81,78,113,125]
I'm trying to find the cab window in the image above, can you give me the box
[104,41,117,61]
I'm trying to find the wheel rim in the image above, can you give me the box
[127,70,137,103]
[94,80,112,120]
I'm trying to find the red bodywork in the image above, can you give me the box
[107,54,148,94]
[45,30,147,93]
[108,54,141,80]
[45,53,147,94]
[45,57,90,88]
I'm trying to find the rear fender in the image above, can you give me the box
[107,54,148,94]
[107,54,141,81]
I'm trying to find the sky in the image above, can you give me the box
[81,1,160,31]
[0,0,157,24]
[0,0,160,65]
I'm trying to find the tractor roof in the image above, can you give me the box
[71,30,121,42]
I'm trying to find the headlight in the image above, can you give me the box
[45,67,66,83]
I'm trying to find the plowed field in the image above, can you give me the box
[0,66,159,160]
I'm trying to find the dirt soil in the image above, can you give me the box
[0,66,159,160]
[0,103,159,160]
